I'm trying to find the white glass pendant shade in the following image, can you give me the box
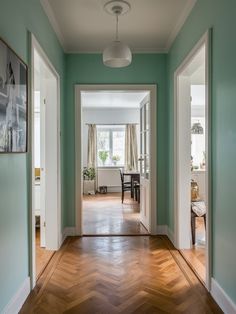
[103,40,132,68]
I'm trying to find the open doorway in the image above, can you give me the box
[31,36,61,284]
[75,85,157,236]
[81,91,148,235]
[174,32,210,286]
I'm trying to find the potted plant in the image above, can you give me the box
[83,167,96,195]
[112,155,120,166]
[99,151,109,165]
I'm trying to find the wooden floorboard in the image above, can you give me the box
[36,228,55,280]
[20,236,222,314]
[181,217,206,283]
[83,193,149,235]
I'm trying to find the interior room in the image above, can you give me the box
[81,90,150,235]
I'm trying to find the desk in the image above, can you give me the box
[123,171,140,198]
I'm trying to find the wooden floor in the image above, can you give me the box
[36,228,54,279]
[21,236,222,314]
[83,193,149,235]
[181,217,206,283]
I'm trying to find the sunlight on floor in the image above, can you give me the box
[83,192,149,235]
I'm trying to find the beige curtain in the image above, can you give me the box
[125,124,138,171]
[87,124,97,168]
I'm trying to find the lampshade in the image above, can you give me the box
[191,122,204,134]
[103,40,132,68]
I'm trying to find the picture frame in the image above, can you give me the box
[0,37,28,153]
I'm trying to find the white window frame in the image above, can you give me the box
[97,125,125,167]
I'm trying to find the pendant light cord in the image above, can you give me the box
[115,14,119,41]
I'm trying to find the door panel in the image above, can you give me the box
[139,96,150,231]
[40,88,46,247]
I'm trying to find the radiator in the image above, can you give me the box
[97,168,121,191]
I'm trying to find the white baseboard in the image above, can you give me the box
[167,226,175,245]
[211,278,236,314]
[156,225,168,235]
[2,277,30,314]
[156,225,175,246]
[61,227,76,244]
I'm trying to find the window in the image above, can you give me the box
[97,125,125,166]
[191,117,205,169]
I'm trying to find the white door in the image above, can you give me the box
[176,76,192,249]
[39,85,46,247]
[39,71,59,250]
[44,75,59,250]
[139,96,150,231]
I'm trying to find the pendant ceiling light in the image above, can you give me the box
[191,121,204,134]
[103,0,132,68]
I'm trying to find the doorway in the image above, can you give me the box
[174,31,211,287]
[75,85,157,236]
[31,35,61,285]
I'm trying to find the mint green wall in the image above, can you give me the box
[0,0,65,311]
[64,53,168,227]
[167,0,236,304]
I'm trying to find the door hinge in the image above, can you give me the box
[43,98,46,105]
[43,221,46,227]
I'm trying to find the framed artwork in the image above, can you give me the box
[0,37,28,153]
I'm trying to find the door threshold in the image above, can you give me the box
[179,249,206,287]
[36,251,56,281]
[82,233,150,237]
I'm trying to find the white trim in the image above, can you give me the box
[165,0,197,51]
[66,48,168,54]
[40,0,66,50]
[2,277,30,314]
[156,225,175,244]
[61,227,76,244]
[156,225,168,235]
[75,84,157,236]
[167,227,175,245]
[173,30,211,290]
[211,279,236,314]
[30,34,61,288]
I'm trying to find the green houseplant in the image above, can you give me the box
[83,167,96,195]
[112,155,120,165]
[83,167,96,180]
[99,151,109,165]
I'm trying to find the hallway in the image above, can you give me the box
[20,236,221,314]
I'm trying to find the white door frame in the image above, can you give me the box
[174,30,211,289]
[75,84,157,235]
[30,34,61,287]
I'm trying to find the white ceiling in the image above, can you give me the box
[41,0,197,53]
[81,91,148,108]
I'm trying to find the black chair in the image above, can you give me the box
[134,182,140,203]
[119,169,132,203]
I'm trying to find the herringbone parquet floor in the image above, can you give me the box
[20,236,222,314]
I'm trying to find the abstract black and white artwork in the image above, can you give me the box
[0,38,27,153]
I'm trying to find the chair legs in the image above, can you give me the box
[191,211,196,245]
[121,189,124,203]
[191,211,207,245]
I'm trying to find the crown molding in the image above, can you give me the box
[165,0,198,52]
[40,0,66,51]
[65,48,168,54]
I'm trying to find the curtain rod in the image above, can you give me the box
[85,123,139,126]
